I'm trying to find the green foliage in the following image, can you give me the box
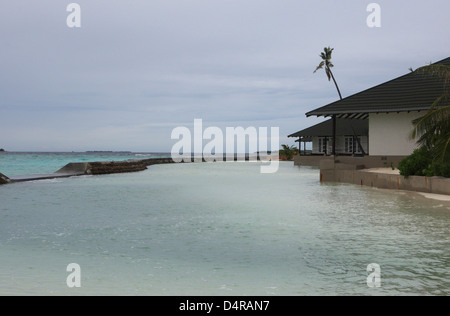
[314,47,335,82]
[401,62,450,178]
[314,46,343,100]
[398,147,450,178]
[410,63,450,162]
[279,144,298,161]
[398,147,430,177]
[427,160,450,178]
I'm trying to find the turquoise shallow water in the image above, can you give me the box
[0,152,169,177]
[0,154,449,295]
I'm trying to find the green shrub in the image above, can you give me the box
[428,160,450,178]
[398,147,431,177]
[398,147,450,178]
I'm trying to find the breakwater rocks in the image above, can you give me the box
[0,158,176,185]
[0,173,10,185]
[135,157,175,167]
[88,158,175,175]
[55,158,176,176]
[87,160,148,175]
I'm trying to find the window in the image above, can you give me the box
[345,136,353,153]
[318,137,328,154]
[345,136,362,153]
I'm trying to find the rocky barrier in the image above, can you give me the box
[0,156,262,184]
[57,158,176,175]
[0,173,10,185]
[87,159,164,175]
[0,158,177,185]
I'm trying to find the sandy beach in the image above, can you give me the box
[416,192,450,202]
[362,167,400,175]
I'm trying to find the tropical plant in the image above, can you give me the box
[314,46,343,100]
[398,147,450,178]
[410,63,450,162]
[399,62,450,177]
[279,144,298,161]
[314,47,343,156]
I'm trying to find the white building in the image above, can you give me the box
[289,118,368,156]
[290,56,449,167]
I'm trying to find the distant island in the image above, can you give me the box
[0,148,5,152]
[85,151,132,153]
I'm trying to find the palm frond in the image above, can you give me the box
[413,64,450,92]
[411,103,450,140]
[313,46,342,99]
[440,137,450,161]
[314,61,325,73]
[410,87,450,160]
[414,64,450,79]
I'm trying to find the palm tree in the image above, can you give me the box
[410,63,450,161]
[314,47,343,100]
[314,47,342,155]
[279,144,298,161]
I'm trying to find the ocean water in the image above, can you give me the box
[0,153,449,296]
[0,152,170,177]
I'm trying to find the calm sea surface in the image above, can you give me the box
[0,153,449,295]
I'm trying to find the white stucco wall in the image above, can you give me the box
[369,112,422,156]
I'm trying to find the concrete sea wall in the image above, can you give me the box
[294,154,408,169]
[319,160,450,196]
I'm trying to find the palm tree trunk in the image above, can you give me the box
[327,66,342,156]
[328,67,343,100]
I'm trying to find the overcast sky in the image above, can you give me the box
[1,0,449,152]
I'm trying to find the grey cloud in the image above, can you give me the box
[0,0,449,151]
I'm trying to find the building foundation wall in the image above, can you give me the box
[319,163,450,196]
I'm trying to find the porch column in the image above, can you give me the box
[352,135,355,154]
[332,115,336,156]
